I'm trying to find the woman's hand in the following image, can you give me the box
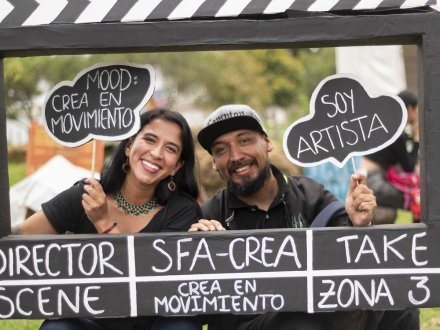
[82,178,116,233]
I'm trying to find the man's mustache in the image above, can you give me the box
[228,159,255,175]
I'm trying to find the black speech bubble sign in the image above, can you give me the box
[283,74,407,168]
[43,62,155,147]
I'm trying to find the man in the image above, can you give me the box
[190,105,419,330]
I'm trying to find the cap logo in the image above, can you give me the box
[207,110,245,125]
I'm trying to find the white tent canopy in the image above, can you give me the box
[336,45,407,95]
[9,155,99,227]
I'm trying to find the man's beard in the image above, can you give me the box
[226,160,271,197]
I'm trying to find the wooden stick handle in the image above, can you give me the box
[91,139,96,178]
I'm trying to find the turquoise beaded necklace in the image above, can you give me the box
[113,191,158,216]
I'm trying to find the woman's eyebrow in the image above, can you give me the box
[142,132,181,151]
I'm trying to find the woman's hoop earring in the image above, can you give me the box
[122,158,130,173]
[168,176,176,192]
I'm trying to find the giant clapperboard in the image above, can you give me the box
[2,1,440,321]
[0,72,437,320]
[0,225,435,318]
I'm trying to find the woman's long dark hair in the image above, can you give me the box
[99,108,199,205]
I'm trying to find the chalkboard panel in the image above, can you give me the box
[0,225,437,319]
[42,62,155,147]
[283,74,407,168]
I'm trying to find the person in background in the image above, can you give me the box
[13,108,202,330]
[361,90,420,223]
[190,104,419,330]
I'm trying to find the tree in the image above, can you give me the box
[4,49,335,125]
[4,56,90,119]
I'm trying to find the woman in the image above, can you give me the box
[13,108,202,330]
[361,90,419,223]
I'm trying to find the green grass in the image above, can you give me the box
[395,209,414,225]
[8,162,26,187]
[3,163,438,329]
[421,308,440,329]
[0,320,43,329]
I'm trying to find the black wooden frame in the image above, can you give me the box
[0,11,439,318]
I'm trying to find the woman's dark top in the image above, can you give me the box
[42,180,201,234]
[364,133,419,172]
[41,180,201,330]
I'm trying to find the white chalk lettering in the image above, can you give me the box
[16,245,33,276]
[376,279,394,305]
[384,234,407,262]
[190,238,215,271]
[296,113,385,159]
[319,278,393,309]
[354,279,375,306]
[321,90,354,118]
[297,136,316,158]
[368,113,388,138]
[261,237,275,267]
[341,121,358,145]
[152,239,172,273]
[337,233,422,265]
[49,107,133,135]
[177,238,192,271]
[58,286,80,315]
[0,288,14,318]
[354,235,380,264]
[78,244,98,276]
[318,280,337,309]
[52,93,88,111]
[87,69,132,91]
[274,235,302,268]
[0,250,6,275]
[16,288,33,316]
[310,130,329,154]
[155,280,283,314]
[32,244,45,276]
[38,287,53,316]
[336,235,358,263]
[338,279,354,308]
[234,280,256,295]
[246,237,262,266]
[83,286,104,315]
[412,232,427,266]
[408,276,430,305]
[229,238,245,269]
[0,242,121,278]
[45,244,61,276]
[100,91,121,107]
[98,242,123,275]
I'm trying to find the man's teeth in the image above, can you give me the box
[235,165,250,173]
[143,160,159,170]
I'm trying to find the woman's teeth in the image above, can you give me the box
[143,160,159,170]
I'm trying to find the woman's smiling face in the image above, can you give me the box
[125,118,184,188]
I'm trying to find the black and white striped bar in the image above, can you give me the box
[0,225,438,319]
[0,0,436,27]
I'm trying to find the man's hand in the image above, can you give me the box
[189,219,226,232]
[345,173,376,227]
